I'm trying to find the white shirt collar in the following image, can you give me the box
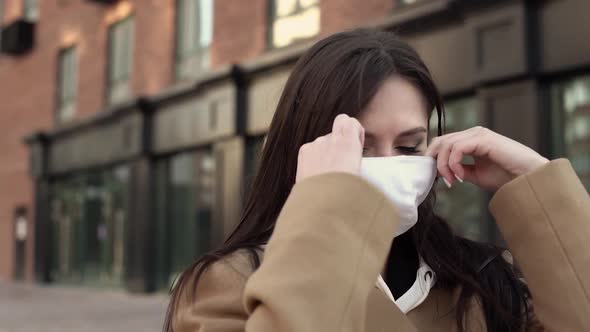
[375,258,436,314]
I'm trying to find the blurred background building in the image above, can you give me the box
[0,0,588,293]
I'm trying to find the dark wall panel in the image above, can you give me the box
[408,24,475,95]
[33,179,51,283]
[48,112,143,174]
[125,158,153,293]
[153,83,237,153]
[480,80,540,151]
[468,3,528,83]
[214,137,245,242]
[246,66,293,135]
[540,0,590,73]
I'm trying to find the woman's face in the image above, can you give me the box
[358,76,429,158]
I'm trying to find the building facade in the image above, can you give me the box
[0,0,588,292]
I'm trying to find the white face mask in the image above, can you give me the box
[360,156,437,237]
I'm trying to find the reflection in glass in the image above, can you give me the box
[107,17,134,105]
[154,149,216,290]
[176,0,214,79]
[552,76,590,190]
[23,0,39,21]
[271,0,320,48]
[429,98,494,242]
[50,166,129,287]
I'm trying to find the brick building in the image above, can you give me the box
[0,0,588,292]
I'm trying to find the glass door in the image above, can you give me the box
[51,175,84,283]
[50,166,130,288]
[154,149,216,290]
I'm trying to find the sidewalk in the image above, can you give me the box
[0,280,169,332]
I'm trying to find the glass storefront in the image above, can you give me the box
[50,166,130,288]
[429,97,496,242]
[154,149,217,290]
[551,75,590,190]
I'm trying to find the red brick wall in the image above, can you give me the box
[0,0,52,282]
[0,0,177,281]
[210,0,394,67]
[132,0,175,95]
[0,0,394,281]
[321,0,393,37]
[212,0,268,66]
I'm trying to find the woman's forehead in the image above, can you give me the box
[359,77,429,137]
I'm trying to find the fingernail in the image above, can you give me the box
[454,174,463,183]
[442,177,452,188]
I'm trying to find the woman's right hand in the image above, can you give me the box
[296,114,365,183]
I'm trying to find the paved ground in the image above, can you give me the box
[0,280,169,332]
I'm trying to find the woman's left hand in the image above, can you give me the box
[425,126,549,192]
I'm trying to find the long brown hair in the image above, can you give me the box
[164,28,530,332]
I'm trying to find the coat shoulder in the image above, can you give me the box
[171,248,265,332]
[215,247,263,280]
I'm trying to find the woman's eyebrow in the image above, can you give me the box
[398,127,427,138]
[364,127,427,140]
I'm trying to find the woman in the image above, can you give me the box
[165,29,590,331]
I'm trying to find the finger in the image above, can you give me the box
[436,139,457,187]
[425,132,459,158]
[332,114,350,136]
[298,142,310,155]
[314,135,327,143]
[425,136,440,158]
[296,143,310,182]
[460,164,478,185]
[351,118,365,146]
[358,122,365,146]
[435,134,468,187]
[430,132,473,186]
[340,117,364,147]
[448,139,479,181]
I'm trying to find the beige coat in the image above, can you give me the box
[173,159,590,331]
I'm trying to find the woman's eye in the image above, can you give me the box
[362,147,372,156]
[397,146,419,154]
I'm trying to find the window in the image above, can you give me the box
[23,0,39,21]
[270,0,320,48]
[175,0,213,80]
[429,97,496,242]
[56,47,77,123]
[154,150,217,290]
[107,17,134,106]
[551,75,590,190]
